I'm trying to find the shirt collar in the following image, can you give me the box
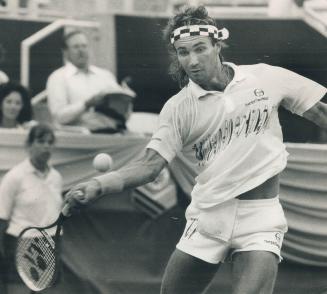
[64,62,97,77]
[188,62,247,99]
[23,159,36,173]
[23,159,52,178]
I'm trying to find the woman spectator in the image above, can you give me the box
[0,82,32,128]
[0,124,63,293]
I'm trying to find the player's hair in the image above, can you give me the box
[26,123,56,146]
[0,81,32,124]
[163,5,225,88]
[62,30,86,49]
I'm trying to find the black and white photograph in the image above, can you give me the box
[0,0,326,293]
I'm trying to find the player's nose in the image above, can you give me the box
[189,52,199,66]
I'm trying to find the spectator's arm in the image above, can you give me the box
[46,73,87,125]
[0,171,18,254]
[0,219,8,255]
[0,171,18,221]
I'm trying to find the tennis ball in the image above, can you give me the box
[93,153,113,172]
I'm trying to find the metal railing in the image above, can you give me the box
[19,18,100,104]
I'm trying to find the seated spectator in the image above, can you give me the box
[0,124,63,293]
[0,82,33,129]
[46,30,136,133]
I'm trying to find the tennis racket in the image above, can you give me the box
[15,205,70,292]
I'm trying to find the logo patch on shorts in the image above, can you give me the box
[275,232,281,242]
[264,232,282,249]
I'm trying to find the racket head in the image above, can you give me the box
[15,214,64,291]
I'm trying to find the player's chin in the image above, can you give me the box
[188,73,205,85]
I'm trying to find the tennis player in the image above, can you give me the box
[65,5,327,294]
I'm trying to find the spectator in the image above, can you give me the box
[0,82,32,129]
[0,124,63,293]
[46,30,135,133]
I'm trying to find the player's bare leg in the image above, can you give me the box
[160,249,220,294]
[231,251,278,294]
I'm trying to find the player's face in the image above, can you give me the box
[174,36,222,88]
[1,91,23,122]
[29,134,55,164]
[65,33,89,69]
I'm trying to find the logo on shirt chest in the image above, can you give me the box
[245,88,269,106]
[254,88,265,97]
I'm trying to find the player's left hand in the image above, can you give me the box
[63,179,102,215]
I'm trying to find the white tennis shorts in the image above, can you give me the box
[176,196,288,264]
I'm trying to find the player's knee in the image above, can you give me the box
[161,249,219,294]
[232,274,276,294]
[231,251,278,294]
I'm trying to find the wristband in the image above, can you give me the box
[93,171,124,195]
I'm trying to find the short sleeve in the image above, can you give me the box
[276,67,326,115]
[0,170,19,220]
[146,101,183,163]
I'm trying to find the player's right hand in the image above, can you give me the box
[63,179,102,215]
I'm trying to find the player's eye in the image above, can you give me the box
[195,46,206,53]
[177,50,188,57]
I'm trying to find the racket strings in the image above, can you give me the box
[17,236,55,287]
[16,228,57,291]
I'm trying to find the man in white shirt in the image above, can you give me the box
[63,6,327,294]
[47,30,135,133]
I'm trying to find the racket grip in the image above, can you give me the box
[61,203,71,217]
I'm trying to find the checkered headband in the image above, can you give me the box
[170,25,229,44]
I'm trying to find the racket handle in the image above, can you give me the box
[61,203,71,217]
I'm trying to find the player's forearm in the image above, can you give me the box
[94,161,161,195]
[94,150,166,196]
[315,102,327,129]
[303,100,327,129]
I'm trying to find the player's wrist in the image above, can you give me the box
[89,178,102,198]
[93,171,124,195]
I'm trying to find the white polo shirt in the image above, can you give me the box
[0,159,63,236]
[147,62,326,209]
[46,62,124,126]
